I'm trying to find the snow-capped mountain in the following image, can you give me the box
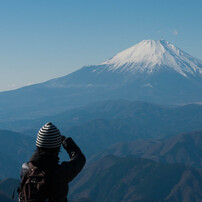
[0,40,202,121]
[45,39,202,87]
[101,40,202,77]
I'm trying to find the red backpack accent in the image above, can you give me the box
[18,163,49,202]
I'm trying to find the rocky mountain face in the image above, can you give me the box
[69,131,202,201]
[70,155,202,202]
[0,40,202,121]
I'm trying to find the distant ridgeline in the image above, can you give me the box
[1,101,202,178]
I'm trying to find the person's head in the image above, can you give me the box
[36,122,62,156]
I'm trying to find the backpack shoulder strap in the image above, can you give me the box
[19,162,36,191]
[18,163,30,195]
[28,162,35,170]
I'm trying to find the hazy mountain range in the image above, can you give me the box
[0,100,202,178]
[1,100,202,136]
[1,39,202,201]
[0,130,34,178]
[90,131,202,168]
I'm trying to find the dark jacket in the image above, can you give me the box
[20,137,86,202]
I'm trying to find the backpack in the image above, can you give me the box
[18,162,49,202]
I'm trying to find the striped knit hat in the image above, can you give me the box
[36,122,62,148]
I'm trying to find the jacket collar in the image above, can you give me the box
[30,150,59,170]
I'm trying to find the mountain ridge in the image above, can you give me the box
[70,155,202,202]
[90,131,202,168]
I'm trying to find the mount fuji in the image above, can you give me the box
[102,40,202,77]
[0,40,202,120]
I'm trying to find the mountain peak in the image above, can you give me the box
[102,39,202,77]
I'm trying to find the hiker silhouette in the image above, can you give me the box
[18,122,86,202]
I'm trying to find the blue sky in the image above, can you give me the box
[0,0,202,92]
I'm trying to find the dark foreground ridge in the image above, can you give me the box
[0,178,20,201]
[70,155,202,202]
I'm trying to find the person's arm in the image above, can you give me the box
[61,137,86,182]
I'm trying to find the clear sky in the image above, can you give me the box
[0,0,202,92]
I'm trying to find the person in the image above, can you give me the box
[18,122,86,202]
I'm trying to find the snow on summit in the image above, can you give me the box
[102,40,202,77]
